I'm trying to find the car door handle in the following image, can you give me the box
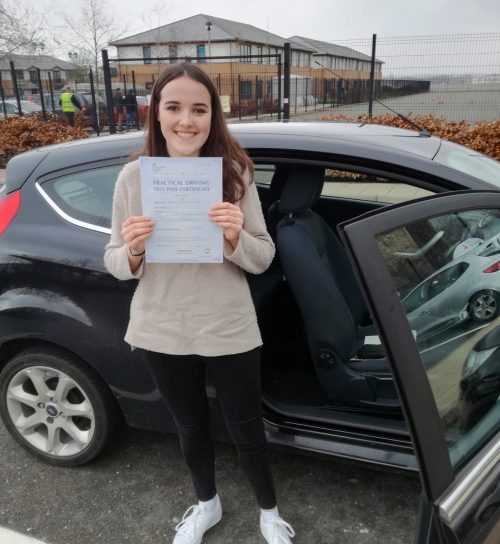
[419,309,430,316]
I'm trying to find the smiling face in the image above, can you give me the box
[156,75,212,157]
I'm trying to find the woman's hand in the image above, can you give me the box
[209,203,244,248]
[121,216,154,257]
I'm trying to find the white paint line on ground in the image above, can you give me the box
[420,323,487,354]
[0,527,49,544]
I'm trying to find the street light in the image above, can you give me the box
[205,21,212,75]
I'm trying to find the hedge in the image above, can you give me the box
[321,113,500,161]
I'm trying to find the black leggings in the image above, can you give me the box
[142,347,277,509]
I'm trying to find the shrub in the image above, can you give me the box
[320,113,500,161]
[0,114,88,166]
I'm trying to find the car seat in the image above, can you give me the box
[276,165,398,407]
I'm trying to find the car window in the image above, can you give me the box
[376,208,500,472]
[40,164,123,230]
[254,164,276,185]
[323,169,434,204]
[402,262,470,313]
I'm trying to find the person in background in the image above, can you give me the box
[59,86,80,127]
[124,89,138,131]
[104,62,295,544]
[113,87,124,131]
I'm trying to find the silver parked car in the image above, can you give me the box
[0,99,43,118]
[402,227,500,339]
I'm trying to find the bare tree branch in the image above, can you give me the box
[0,0,49,59]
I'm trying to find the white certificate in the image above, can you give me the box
[139,156,223,263]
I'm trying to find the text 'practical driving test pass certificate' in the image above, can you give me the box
[139,156,223,263]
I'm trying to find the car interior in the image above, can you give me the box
[249,161,414,425]
[246,159,500,446]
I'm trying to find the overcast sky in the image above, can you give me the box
[44,0,500,44]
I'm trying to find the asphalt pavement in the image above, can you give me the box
[0,421,421,544]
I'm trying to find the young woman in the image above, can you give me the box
[104,62,295,544]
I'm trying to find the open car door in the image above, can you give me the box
[340,191,500,544]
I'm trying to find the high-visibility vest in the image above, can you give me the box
[60,92,76,113]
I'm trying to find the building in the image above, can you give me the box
[287,35,383,78]
[0,54,78,97]
[110,14,313,65]
[109,14,381,109]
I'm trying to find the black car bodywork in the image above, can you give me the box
[0,122,499,543]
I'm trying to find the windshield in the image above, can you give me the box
[434,141,500,187]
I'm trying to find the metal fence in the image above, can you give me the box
[1,33,499,133]
[103,52,284,132]
[305,33,500,122]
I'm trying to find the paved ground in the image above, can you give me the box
[0,421,422,544]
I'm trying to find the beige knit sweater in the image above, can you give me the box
[104,159,275,356]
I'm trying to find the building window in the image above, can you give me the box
[274,48,280,64]
[143,46,152,65]
[169,44,177,63]
[197,44,206,62]
[240,79,252,99]
[257,46,263,63]
[15,69,24,81]
[240,44,251,62]
[52,70,61,84]
[29,70,38,83]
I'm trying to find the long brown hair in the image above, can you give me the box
[142,62,253,203]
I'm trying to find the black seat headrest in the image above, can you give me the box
[279,166,325,214]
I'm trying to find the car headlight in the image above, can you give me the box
[462,347,497,379]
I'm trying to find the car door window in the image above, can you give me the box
[40,164,123,230]
[323,169,434,204]
[254,164,276,185]
[376,208,500,471]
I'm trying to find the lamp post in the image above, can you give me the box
[68,52,78,89]
[205,21,212,76]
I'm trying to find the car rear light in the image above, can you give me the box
[483,261,500,273]
[0,190,21,236]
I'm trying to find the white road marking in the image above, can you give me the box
[420,324,487,354]
[0,527,49,544]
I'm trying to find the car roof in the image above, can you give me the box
[3,121,492,193]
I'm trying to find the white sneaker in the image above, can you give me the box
[173,496,222,544]
[260,516,295,543]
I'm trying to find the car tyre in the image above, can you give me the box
[0,346,122,466]
[469,290,499,323]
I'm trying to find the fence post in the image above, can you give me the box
[102,49,116,134]
[368,33,377,117]
[255,75,258,120]
[238,74,242,121]
[283,42,290,120]
[9,61,22,116]
[132,70,139,130]
[89,69,100,135]
[47,73,56,115]
[0,71,7,118]
[35,68,46,121]
[277,57,282,121]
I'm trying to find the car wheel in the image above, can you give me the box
[0,346,121,466]
[469,290,499,323]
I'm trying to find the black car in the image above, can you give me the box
[0,122,499,544]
